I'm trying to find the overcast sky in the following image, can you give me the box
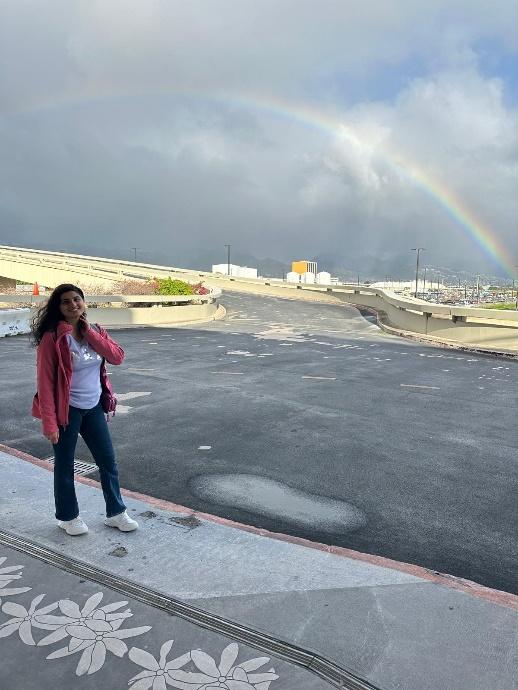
[1,1,518,277]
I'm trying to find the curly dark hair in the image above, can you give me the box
[31,284,85,345]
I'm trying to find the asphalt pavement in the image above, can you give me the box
[1,292,517,593]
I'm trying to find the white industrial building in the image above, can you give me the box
[212,264,258,279]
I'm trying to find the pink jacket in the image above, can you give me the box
[32,320,125,436]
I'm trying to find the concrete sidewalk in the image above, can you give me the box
[0,446,517,690]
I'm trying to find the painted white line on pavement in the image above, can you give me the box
[198,445,212,450]
[114,404,131,414]
[210,371,244,375]
[400,384,440,390]
[117,391,152,401]
[302,375,337,380]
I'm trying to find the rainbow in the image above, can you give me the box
[4,89,513,276]
[226,94,514,276]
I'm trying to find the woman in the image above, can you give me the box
[31,283,138,536]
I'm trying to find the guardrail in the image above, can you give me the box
[325,285,518,322]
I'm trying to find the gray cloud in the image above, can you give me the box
[1,1,518,277]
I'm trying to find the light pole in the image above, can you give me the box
[224,244,231,277]
[411,247,426,298]
[423,266,427,296]
[131,247,138,262]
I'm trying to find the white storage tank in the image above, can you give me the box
[316,271,331,285]
[302,272,315,284]
[286,272,300,283]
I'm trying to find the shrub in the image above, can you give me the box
[155,277,194,295]
[191,281,210,295]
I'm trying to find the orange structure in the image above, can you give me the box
[291,260,317,275]
[32,282,40,296]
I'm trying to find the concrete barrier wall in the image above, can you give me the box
[0,293,220,336]
[312,289,518,351]
[95,301,218,326]
[0,309,31,337]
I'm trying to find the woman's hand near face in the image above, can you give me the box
[46,431,59,444]
[78,312,90,334]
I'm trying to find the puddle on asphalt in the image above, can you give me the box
[189,473,367,533]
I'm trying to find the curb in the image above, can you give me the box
[1,442,517,612]
[213,303,227,321]
[99,304,227,330]
[149,302,227,328]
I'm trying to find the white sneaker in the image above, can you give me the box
[58,517,89,536]
[104,511,138,532]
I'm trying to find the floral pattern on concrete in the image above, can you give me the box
[0,556,31,604]
[128,639,192,689]
[46,617,152,676]
[129,641,279,690]
[37,592,132,647]
[0,594,59,645]
[0,553,280,688]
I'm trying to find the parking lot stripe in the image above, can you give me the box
[210,371,244,375]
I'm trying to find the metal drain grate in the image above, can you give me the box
[44,457,98,477]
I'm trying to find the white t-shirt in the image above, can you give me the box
[67,335,102,409]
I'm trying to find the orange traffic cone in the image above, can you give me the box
[32,282,40,296]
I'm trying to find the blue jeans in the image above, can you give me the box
[52,402,126,521]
